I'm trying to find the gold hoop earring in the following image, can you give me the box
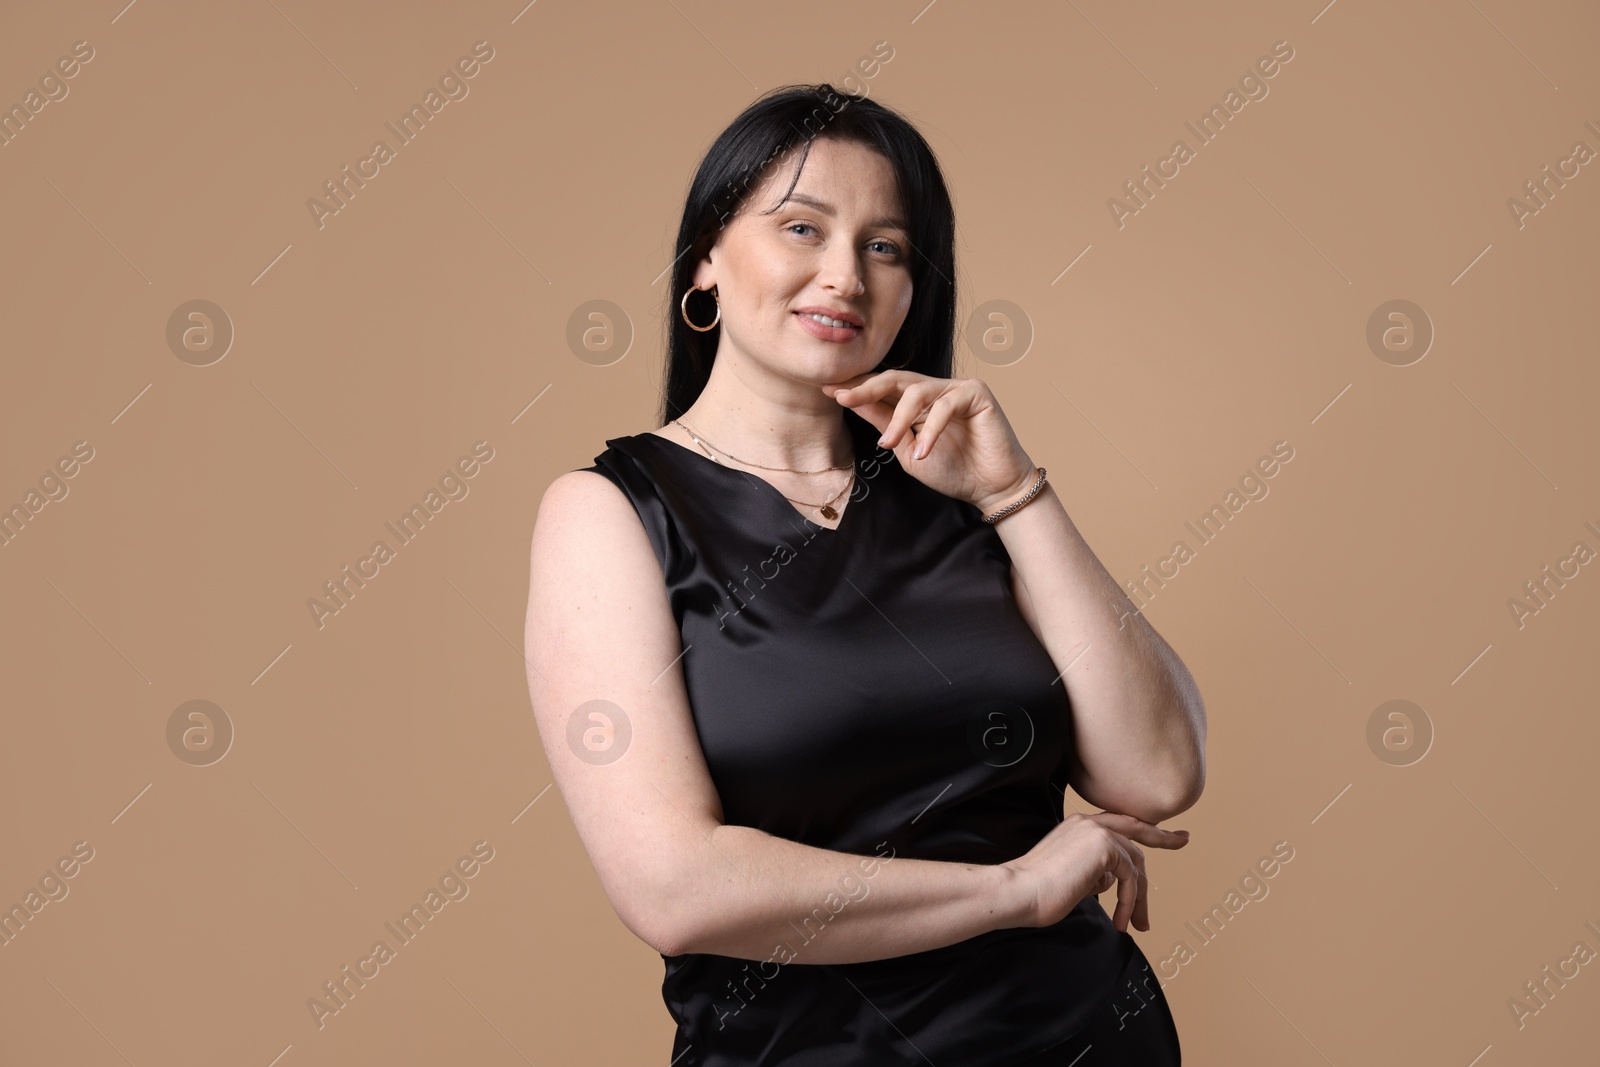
[681,285,720,332]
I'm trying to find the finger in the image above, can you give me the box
[1105,830,1148,934]
[1112,846,1139,933]
[879,383,940,450]
[879,383,936,449]
[1097,831,1133,932]
[848,397,899,446]
[822,370,879,396]
[1132,859,1150,931]
[911,394,960,460]
[1115,835,1151,932]
[831,368,915,407]
[1089,812,1191,849]
[1131,826,1190,850]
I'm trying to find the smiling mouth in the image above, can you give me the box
[799,312,859,329]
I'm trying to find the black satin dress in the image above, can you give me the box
[577,407,1180,1066]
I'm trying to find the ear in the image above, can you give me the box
[690,247,717,291]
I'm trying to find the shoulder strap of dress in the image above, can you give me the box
[573,440,687,583]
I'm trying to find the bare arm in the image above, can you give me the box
[525,470,1037,963]
[678,824,1025,962]
[997,480,1207,823]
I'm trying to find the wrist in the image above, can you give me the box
[989,861,1039,931]
[973,465,1041,519]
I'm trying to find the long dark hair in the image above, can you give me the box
[658,83,957,427]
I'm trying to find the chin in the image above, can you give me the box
[771,348,858,381]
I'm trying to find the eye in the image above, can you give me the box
[868,238,901,257]
[785,222,818,238]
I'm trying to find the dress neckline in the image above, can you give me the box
[629,415,877,537]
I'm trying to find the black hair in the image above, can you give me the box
[658,83,956,427]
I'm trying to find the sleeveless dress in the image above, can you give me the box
[576,407,1180,1066]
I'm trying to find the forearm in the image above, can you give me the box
[994,481,1206,818]
[667,824,1029,963]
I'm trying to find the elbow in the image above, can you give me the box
[1117,793,1193,826]
[1152,698,1206,821]
[644,915,689,959]
[607,859,706,959]
[614,892,689,958]
[1150,758,1205,823]
[1153,777,1203,823]
[1111,788,1197,827]
[1097,762,1203,825]
[1072,752,1204,825]
[652,906,721,960]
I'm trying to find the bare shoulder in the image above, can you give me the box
[523,465,720,956]
[538,467,632,524]
[529,467,672,629]
[534,468,648,554]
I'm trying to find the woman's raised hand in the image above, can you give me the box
[1002,811,1191,933]
[823,370,1038,517]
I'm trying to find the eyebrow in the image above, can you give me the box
[780,193,908,232]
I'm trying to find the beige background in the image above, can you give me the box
[3,0,1598,1063]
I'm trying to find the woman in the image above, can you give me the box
[525,83,1205,1066]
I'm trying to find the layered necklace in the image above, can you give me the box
[671,418,856,521]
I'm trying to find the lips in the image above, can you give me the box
[794,310,863,343]
[793,306,864,328]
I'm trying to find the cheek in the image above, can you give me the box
[883,275,913,322]
[770,251,815,292]
[740,250,804,305]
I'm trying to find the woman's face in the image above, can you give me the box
[693,136,914,388]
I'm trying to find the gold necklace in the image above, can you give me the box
[672,418,856,521]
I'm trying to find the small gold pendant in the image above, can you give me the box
[819,505,838,520]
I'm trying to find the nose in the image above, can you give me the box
[819,244,865,298]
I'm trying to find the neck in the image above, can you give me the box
[672,350,858,470]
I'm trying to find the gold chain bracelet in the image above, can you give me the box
[981,467,1048,525]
